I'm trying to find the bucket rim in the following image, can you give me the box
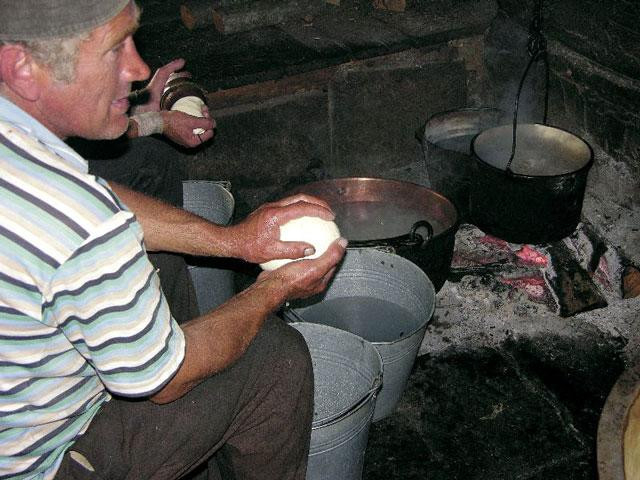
[471,123,594,179]
[290,249,437,346]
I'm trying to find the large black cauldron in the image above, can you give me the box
[469,123,593,245]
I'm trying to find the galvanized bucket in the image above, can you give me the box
[288,248,435,422]
[422,107,506,221]
[291,322,383,480]
[182,180,235,314]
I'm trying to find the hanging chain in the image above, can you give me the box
[506,0,550,173]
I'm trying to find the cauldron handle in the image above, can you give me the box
[348,220,434,251]
[506,0,550,174]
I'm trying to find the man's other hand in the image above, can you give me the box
[161,110,216,147]
[133,58,185,113]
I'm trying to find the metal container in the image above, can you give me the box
[182,180,235,314]
[422,107,506,221]
[291,322,383,480]
[160,71,208,111]
[288,248,435,422]
[287,177,458,292]
[469,123,593,244]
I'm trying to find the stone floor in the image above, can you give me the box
[362,274,633,479]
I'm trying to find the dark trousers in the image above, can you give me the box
[55,316,313,480]
[69,135,186,209]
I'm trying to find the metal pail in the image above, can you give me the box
[291,322,383,480]
[422,107,506,221]
[182,180,235,314]
[289,248,435,421]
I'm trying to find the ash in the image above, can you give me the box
[420,222,640,365]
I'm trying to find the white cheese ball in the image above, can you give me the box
[171,96,206,135]
[260,216,341,271]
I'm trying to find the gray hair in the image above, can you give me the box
[22,33,89,84]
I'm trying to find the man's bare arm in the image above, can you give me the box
[151,238,346,404]
[110,182,336,263]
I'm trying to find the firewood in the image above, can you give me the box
[212,1,318,35]
[180,0,256,30]
[545,241,608,317]
[372,0,406,12]
[623,266,640,299]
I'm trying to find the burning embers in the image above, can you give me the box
[448,222,633,317]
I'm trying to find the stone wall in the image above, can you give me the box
[191,46,472,218]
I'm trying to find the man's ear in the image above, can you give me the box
[0,45,42,101]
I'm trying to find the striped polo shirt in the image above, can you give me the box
[0,98,186,479]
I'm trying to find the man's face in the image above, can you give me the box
[35,2,150,139]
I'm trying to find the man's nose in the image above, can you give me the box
[123,38,150,83]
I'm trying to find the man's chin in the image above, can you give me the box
[89,116,129,140]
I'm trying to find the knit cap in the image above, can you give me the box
[0,0,130,40]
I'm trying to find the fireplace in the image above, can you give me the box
[133,0,640,477]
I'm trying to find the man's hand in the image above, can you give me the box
[161,110,216,147]
[133,58,185,113]
[150,235,346,404]
[256,237,347,303]
[229,194,337,264]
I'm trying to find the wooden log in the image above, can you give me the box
[372,0,406,12]
[545,241,608,317]
[181,1,215,30]
[180,0,255,30]
[623,266,640,299]
[212,1,318,35]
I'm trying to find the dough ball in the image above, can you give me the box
[171,96,206,135]
[260,216,341,271]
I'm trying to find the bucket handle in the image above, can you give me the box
[505,0,550,174]
[348,220,434,251]
[313,374,383,429]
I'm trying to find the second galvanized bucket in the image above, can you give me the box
[291,322,383,480]
[182,180,235,314]
[289,248,435,422]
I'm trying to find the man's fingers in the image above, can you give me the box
[158,58,185,77]
[272,194,332,211]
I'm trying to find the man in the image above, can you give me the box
[0,2,346,479]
